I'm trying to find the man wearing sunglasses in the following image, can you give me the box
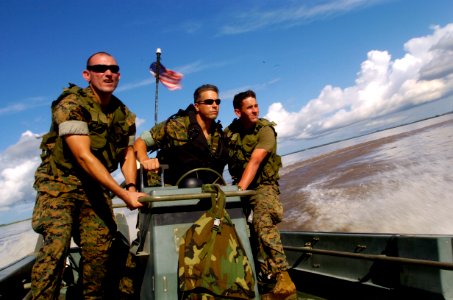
[116,84,228,298]
[224,90,296,299]
[134,84,228,187]
[31,52,146,299]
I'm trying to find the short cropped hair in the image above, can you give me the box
[86,51,114,67]
[233,90,256,109]
[193,84,219,102]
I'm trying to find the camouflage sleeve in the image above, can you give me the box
[147,120,166,149]
[149,115,189,149]
[256,126,275,152]
[53,94,90,136]
[164,116,189,141]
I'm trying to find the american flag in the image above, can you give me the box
[149,62,183,90]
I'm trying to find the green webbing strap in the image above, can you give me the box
[199,184,226,260]
[208,122,222,158]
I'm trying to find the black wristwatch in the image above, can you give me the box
[124,183,136,191]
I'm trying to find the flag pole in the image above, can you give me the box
[154,48,161,125]
[141,48,162,190]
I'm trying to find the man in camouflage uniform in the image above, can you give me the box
[31,52,146,300]
[134,84,228,186]
[118,84,228,298]
[224,90,297,299]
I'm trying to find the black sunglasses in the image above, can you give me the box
[197,99,221,105]
[87,64,120,73]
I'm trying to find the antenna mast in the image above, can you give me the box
[154,48,161,125]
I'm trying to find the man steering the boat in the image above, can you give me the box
[31,52,145,299]
[224,90,297,299]
[134,83,228,186]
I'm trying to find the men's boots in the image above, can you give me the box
[271,271,296,298]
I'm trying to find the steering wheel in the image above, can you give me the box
[175,167,226,187]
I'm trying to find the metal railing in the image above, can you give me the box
[113,189,255,208]
[284,245,453,270]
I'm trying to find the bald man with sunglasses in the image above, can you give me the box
[134,84,228,187]
[31,52,146,299]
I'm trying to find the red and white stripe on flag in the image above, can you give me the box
[150,62,183,90]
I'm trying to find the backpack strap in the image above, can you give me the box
[203,184,226,220]
[199,184,226,260]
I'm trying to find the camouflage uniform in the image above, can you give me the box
[141,104,227,185]
[31,84,136,299]
[118,105,228,297]
[224,119,289,280]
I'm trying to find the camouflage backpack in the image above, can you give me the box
[178,184,255,299]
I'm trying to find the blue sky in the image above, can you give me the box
[0,0,452,223]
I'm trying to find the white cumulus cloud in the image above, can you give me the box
[266,23,453,141]
[0,131,41,210]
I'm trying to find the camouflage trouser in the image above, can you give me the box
[248,184,289,277]
[31,189,116,300]
[146,170,162,187]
